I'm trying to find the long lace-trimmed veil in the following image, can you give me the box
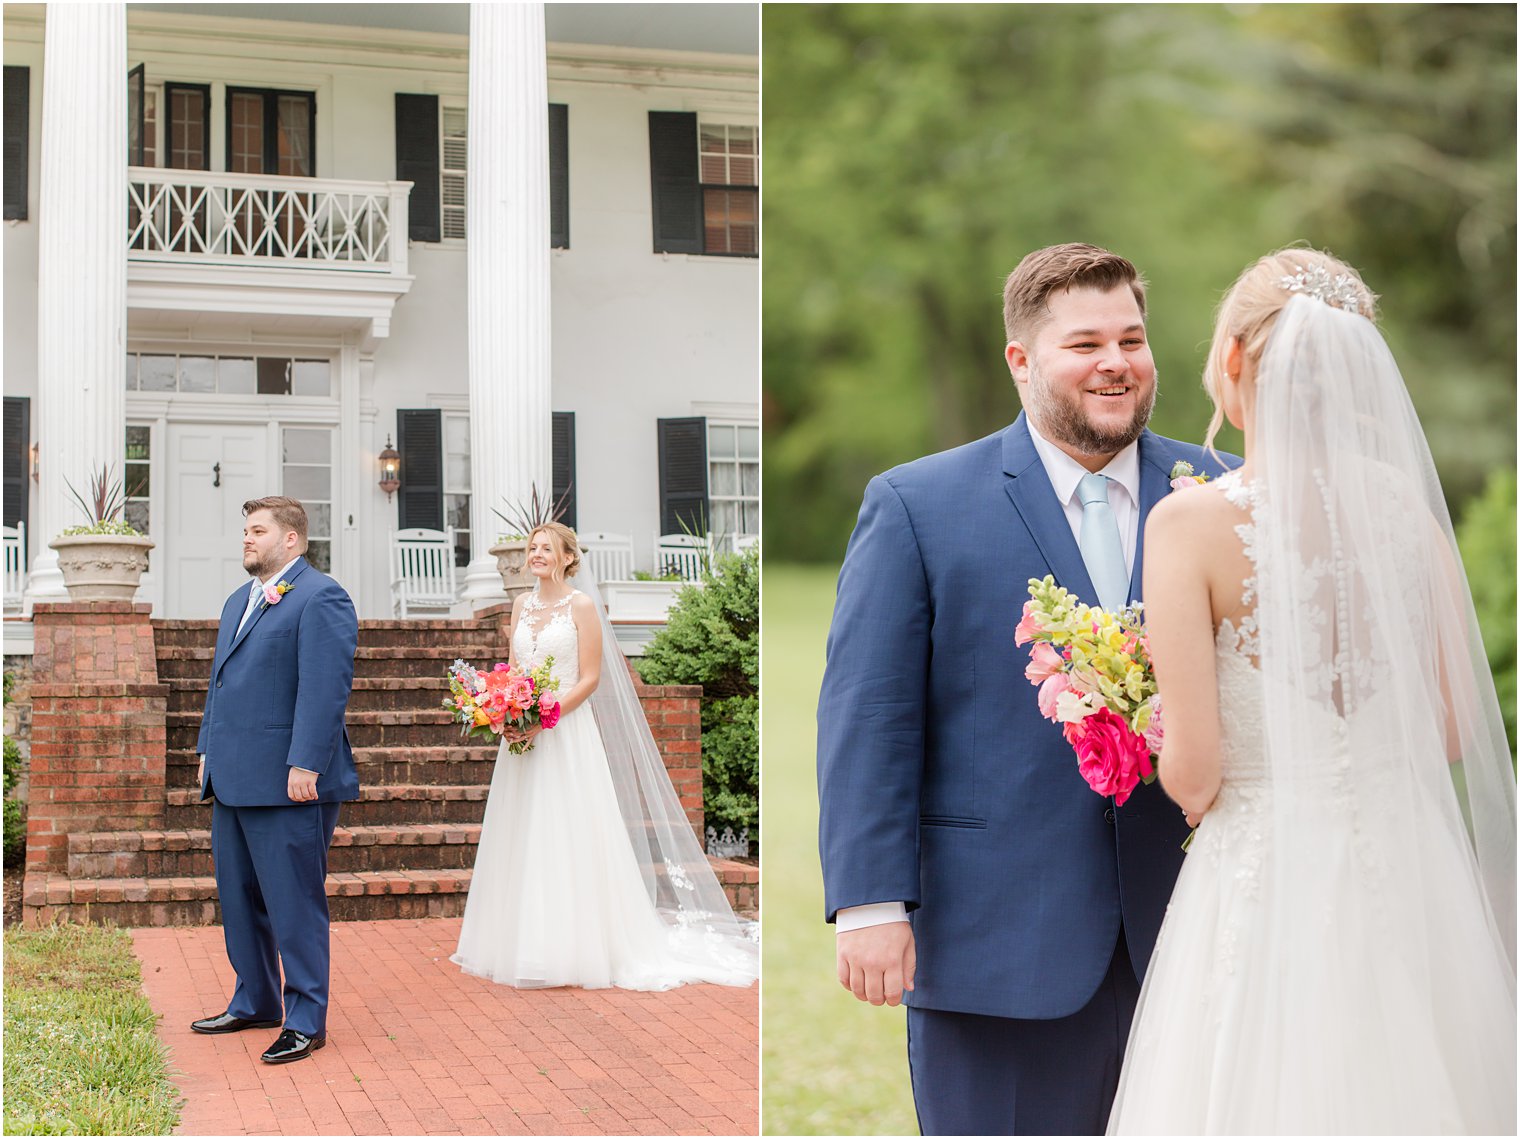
[1252,293,1516,978]
[577,575,759,977]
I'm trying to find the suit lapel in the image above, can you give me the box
[224,556,310,663]
[1131,431,1175,605]
[1002,414,1100,607]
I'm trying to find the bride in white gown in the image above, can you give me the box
[1108,249,1515,1134]
[452,522,758,990]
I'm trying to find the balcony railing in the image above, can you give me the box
[127,167,411,275]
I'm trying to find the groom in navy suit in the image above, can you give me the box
[818,245,1235,1134]
[191,496,358,1064]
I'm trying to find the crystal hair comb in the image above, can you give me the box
[1279,264,1364,313]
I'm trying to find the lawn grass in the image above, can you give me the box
[762,564,917,1136]
[3,921,181,1135]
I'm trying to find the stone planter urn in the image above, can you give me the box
[487,538,535,602]
[48,532,155,601]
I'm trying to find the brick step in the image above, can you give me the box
[23,868,474,926]
[165,784,490,827]
[354,619,502,648]
[24,856,757,927]
[149,620,219,648]
[153,644,505,682]
[163,676,453,714]
[69,823,484,878]
[162,744,500,790]
[167,709,499,751]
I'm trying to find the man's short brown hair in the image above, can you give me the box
[1002,243,1147,343]
[243,496,308,548]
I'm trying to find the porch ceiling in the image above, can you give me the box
[125,3,758,56]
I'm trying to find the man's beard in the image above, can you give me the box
[1023,363,1156,455]
[244,550,284,580]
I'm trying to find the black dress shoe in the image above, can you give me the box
[261,1028,326,1064]
[190,1012,283,1034]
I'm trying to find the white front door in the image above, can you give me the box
[166,422,271,619]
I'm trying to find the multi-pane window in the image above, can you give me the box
[125,353,332,398]
[167,85,207,170]
[227,88,315,177]
[707,422,759,541]
[282,427,332,572]
[124,425,151,536]
[443,412,471,567]
[698,122,757,256]
[441,106,468,239]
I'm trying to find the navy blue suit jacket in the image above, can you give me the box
[817,414,1237,1021]
[197,556,359,807]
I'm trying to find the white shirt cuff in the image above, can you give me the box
[836,901,909,933]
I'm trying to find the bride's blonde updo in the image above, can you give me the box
[528,521,582,581]
[1202,246,1379,453]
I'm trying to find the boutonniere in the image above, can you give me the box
[262,580,294,606]
[1168,460,1210,491]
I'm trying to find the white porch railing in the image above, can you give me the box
[127,167,411,275]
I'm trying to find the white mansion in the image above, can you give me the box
[2,2,758,629]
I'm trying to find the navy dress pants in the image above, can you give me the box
[213,799,341,1038]
[907,930,1141,1136]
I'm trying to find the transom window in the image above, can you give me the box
[125,353,332,398]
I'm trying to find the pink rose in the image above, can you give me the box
[493,662,510,672]
[1014,602,1041,647]
[539,693,561,730]
[1142,695,1165,756]
[1063,707,1154,806]
[1024,642,1064,684]
[1037,673,1070,721]
[262,582,282,605]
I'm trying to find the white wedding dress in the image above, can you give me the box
[451,589,756,990]
[1108,471,1516,1135]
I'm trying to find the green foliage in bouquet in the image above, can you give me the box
[636,545,759,848]
[1455,468,1517,761]
[3,671,24,868]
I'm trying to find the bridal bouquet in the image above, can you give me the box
[443,658,562,755]
[1017,575,1163,806]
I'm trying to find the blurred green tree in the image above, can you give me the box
[764,4,1516,562]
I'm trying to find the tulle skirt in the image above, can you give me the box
[1107,778,1516,1135]
[451,704,755,990]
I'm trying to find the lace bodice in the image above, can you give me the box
[513,589,580,686]
[1213,470,1267,790]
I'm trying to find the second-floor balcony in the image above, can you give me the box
[126,168,415,344]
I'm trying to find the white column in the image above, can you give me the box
[26,3,128,604]
[460,2,553,607]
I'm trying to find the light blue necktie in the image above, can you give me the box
[1077,473,1129,612]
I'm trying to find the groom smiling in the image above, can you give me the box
[817,244,1234,1135]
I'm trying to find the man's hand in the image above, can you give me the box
[287,767,319,803]
[197,756,205,789]
[837,921,916,1007]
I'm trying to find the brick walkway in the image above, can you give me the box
[132,919,758,1136]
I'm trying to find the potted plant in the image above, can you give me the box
[486,483,573,600]
[48,466,154,601]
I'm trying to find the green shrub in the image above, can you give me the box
[2,672,22,868]
[636,546,759,849]
[1455,468,1517,759]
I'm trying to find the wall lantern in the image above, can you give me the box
[378,436,401,500]
[29,443,39,481]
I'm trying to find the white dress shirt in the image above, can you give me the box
[836,424,1142,933]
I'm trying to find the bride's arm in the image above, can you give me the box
[549,593,603,718]
[1142,494,1225,818]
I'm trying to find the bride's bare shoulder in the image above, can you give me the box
[1145,480,1241,543]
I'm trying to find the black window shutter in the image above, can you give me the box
[648,111,701,254]
[549,102,569,250]
[128,64,146,166]
[396,409,444,531]
[552,411,576,530]
[396,93,441,243]
[657,417,708,535]
[3,66,29,221]
[3,397,29,545]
